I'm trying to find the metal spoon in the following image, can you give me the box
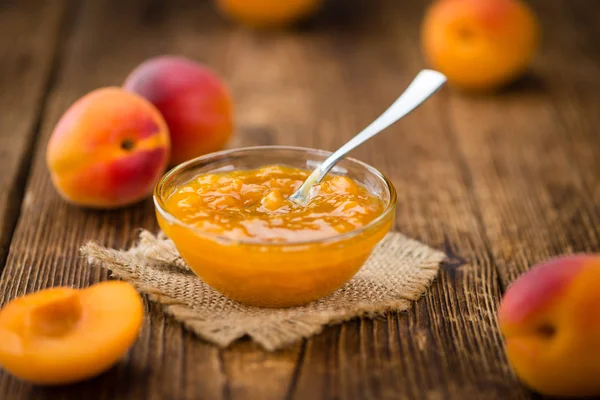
[288,69,447,205]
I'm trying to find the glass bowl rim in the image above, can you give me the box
[153,145,397,247]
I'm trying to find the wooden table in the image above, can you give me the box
[0,0,598,399]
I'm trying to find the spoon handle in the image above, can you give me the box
[289,69,446,205]
[317,69,446,178]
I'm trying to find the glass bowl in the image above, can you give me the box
[153,146,397,308]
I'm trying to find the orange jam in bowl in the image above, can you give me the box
[154,146,396,307]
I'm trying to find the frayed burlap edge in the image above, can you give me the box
[82,230,445,351]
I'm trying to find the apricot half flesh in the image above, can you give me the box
[0,281,143,385]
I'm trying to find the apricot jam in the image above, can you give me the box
[163,165,385,243]
[155,156,395,308]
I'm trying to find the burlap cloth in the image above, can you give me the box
[82,230,445,351]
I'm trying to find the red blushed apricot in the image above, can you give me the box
[124,56,233,166]
[0,281,143,385]
[46,87,170,208]
[422,0,539,91]
[499,255,600,397]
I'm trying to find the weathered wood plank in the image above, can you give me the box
[0,0,230,398]
[220,342,301,400]
[280,1,525,398]
[0,0,67,270]
[448,0,600,288]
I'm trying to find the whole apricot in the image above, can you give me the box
[124,56,233,166]
[46,87,170,208]
[0,281,143,385]
[215,0,323,29]
[421,0,539,91]
[499,255,600,397]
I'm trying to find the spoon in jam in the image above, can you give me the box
[288,69,447,206]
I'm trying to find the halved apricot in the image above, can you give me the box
[0,281,143,385]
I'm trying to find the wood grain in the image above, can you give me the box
[0,1,229,399]
[0,0,67,271]
[447,0,600,288]
[282,2,524,397]
[0,0,598,399]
